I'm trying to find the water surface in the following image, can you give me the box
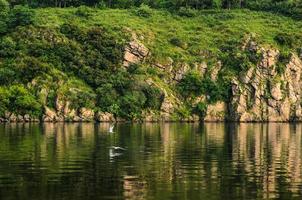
[0,123,301,200]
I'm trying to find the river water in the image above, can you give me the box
[0,123,301,200]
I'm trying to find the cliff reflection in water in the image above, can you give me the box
[0,123,301,200]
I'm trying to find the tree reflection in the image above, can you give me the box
[0,123,301,200]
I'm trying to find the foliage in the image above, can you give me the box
[0,36,16,57]
[0,87,10,116]
[0,85,42,117]
[75,5,94,17]
[178,71,204,98]
[274,33,296,47]
[276,50,291,75]
[0,5,301,120]
[169,37,187,49]
[8,5,35,28]
[134,4,153,18]
[5,0,302,20]
[0,0,9,14]
[193,102,207,118]
[143,86,164,110]
[0,0,9,34]
[0,20,8,34]
[178,7,198,17]
[178,71,228,103]
[14,56,51,83]
[119,91,147,119]
[0,67,16,85]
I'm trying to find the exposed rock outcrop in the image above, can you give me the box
[95,112,115,122]
[123,32,149,67]
[204,101,227,122]
[1,33,301,123]
[229,39,302,122]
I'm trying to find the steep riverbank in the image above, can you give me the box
[0,7,302,122]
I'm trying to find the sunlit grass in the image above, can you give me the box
[34,7,302,64]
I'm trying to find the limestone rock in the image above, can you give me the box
[142,111,160,122]
[72,116,82,122]
[55,96,64,113]
[193,62,207,76]
[229,40,302,122]
[161,96,174,114]
[204,102,226,121]
[173,63,190,82]
[210,61,222,80]
[79,108,94,121]
[123,32,149,67]
[95,112,115,122]
[43,106,58,122]
[271,83,283,101]
[154,57,174,72]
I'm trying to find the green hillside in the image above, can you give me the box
[0,5,302,121]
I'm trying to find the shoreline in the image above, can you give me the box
[1,120,302,123]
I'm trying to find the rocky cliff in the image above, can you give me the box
[229,38,302,122]
[1,29,301,123]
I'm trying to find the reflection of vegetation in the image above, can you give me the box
[0,123,301,199]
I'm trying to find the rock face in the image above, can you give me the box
[1,112,39,123]
[41,95,98,122]
[1,33,301,123]
[204,101,226,122]
[123,32,149,67]
[95,112,115,122]
[229,39,302,122]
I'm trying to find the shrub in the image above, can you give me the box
[8,85,42,117]
[178,71,204,97]
[177,106,191,118]
[96,83,119,111]
[179,71,227,103]
[276,50,291,75]
[0,87,10,116]
[193,102,207,118]
[9,5,35,28]
[178,7,198,17]
[169,37,187,49]
[60,22,85,40]
[0,0,9,15]
[0,0,9,34]
[0,36,16,57]
[75,6,93,18]
[201,77,224,103]
[119,91,147,119]
[143,86,164,110]
[135,4,153,18]
[14,56,50,82]
[274,33,296,47]
[0,67,16,85]
[127,64,145,75]
[0,20,8,34]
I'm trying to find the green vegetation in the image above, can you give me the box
[0,85,41,117]
[5,0,302,21]
[0,0,302,120]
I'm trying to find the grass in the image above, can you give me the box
[34,8,302,65]
[2,7,302,119]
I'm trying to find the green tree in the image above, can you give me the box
[9,5,35,28]
[0,0,9,14]
[0,0,9,34]
[0,87,10,117]
[8,85,42,116]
